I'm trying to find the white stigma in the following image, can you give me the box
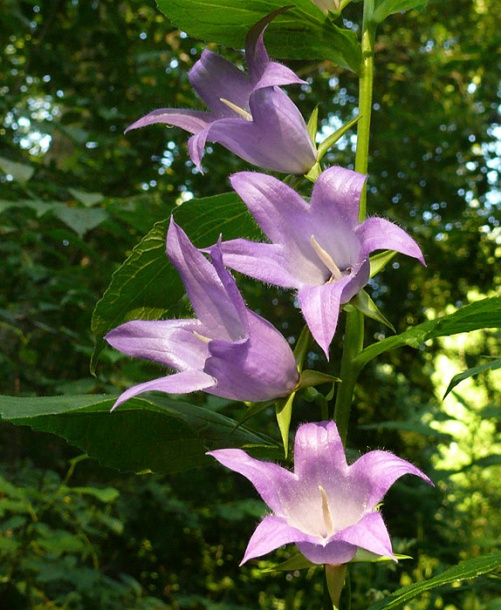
[310,235,344,281]
[193,331,211,343]
[220,98,252,121]
[318,485,334,538]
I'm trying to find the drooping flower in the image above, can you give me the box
[208,420,432,565]
[125,11,317,174]
[105,219,299,408]
[217,166,425,357]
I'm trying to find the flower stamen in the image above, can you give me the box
[193,331,211,343]
[318,484,334,538]
[220,98,253,121]
[310,235,344,281]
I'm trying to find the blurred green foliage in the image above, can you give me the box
[0,0,499,607]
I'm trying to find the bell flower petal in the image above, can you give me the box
[219,166,425,357]
[208,420,432,565]
[188,87,316,174]
[125,13,316,174]
[106,219,299,408]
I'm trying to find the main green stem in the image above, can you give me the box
[333,1,375,445]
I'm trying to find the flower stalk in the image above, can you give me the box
[333,0,377,445]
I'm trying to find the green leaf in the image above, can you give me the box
[350,289,396,331]
[366,552,501,610]
[71,486,120,503]
[372,0,428,25]
[353,297,501,371]
[91,192,257,372]
[0,394,280,474]
[298,369,340,388]
[444,358,501,398]
[52,204,108,237]
[317,115,360,159]
[276,391,296,457]
[0,156,35,185]
[68,188,104,207]
[155,0,362,73]
[369,250,397,278]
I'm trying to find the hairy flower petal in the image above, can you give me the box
[106,219,298,407]
[219,166,424,356]
[125,13,316,174]
[208,421,432,565]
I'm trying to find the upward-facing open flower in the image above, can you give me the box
[125,11,317,174]
[208,421,433,565]
[218,166,425,357]
[105,219,299,408]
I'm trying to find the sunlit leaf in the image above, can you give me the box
[0,156,35,185]
[156,0,362,72]
[372,0,428,25]
[444,358,501,398]
[353,297,501,370]
[366,552,501,610]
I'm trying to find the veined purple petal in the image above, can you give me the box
[230,171,310,245]
[311,166,367,229]
[293,421,348,481]
[297,281,351,359]
[167,220,247,341]
[253,61,306,90]
[356,217,426,265]
[105,319,208,371]
[245,11,304,88]
[336,512,395,560]
[111,370,217,410]
[217,240,301,288]
[247,87,317,173]
[189,50,254,117]
[196,87,316,174]
[209,421,433,565]
[296,539,357,565]
[205,311,299,402]
[349,450,434,511]
[125,108,212,135]
[241,516,311,565]
[206,448,297,515]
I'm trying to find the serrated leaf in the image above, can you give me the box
[444,358,501,398]
[91,192,257,372]
[0,394,280,474]
[156,0,362,73]
[372,0,428,24]
[366,552,501,610]
[353,297,501,371]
